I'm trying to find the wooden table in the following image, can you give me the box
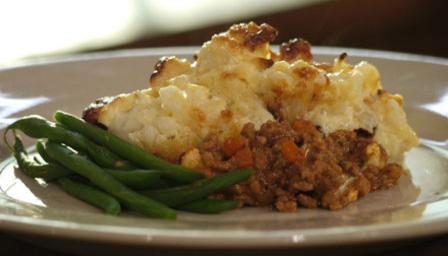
[1,232,448,256]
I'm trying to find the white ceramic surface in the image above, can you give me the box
[0,47,447,249]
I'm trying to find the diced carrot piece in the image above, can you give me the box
[233,148,253,168]
[292,120,315,134]
[223,136,246,157]
[280,139,300,162]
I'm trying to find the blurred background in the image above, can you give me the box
[0,0,447,67]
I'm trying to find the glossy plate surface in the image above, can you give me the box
[0,47,447,248]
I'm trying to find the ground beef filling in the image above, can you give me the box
[200,120,404,212]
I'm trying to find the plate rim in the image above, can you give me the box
[1,208,448,249]
[1,47,448,248]
[1,46,447,73]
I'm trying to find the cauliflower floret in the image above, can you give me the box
[98,83,228,162]
[260,57,418,163]
[93,22,418,164]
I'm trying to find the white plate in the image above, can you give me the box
[0,47,447,251]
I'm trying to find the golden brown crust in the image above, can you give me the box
[228,22,278,51]
[149,56,191,87]
[280,38,313,63]
[150,56,173,85]
[82,97,114,126]
[220,109,234,121]
[293,66,319,80]
[256,58,274,69]
[338,52,348,62]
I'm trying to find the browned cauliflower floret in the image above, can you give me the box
[85,22,418,164]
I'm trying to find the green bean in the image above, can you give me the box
[54,111,204,184]
[33,156,44,164]
[36,139,53,163]
[12,136,71,181]
[7,115,134,170]
[144,178,170,190]
[105,169,163,190]
[10,136,121,214]
[37,140,165,190]
[44,141,177,219]
[57,177,121,215]
[141,169,254,207]
[177,199,239,214]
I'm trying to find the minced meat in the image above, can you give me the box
[200,119,404,212]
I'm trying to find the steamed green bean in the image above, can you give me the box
[58,177,121,215]
[142,169,254,206]
[54,111,204,183]
[44,141,177,219]
[7,115,134,169]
